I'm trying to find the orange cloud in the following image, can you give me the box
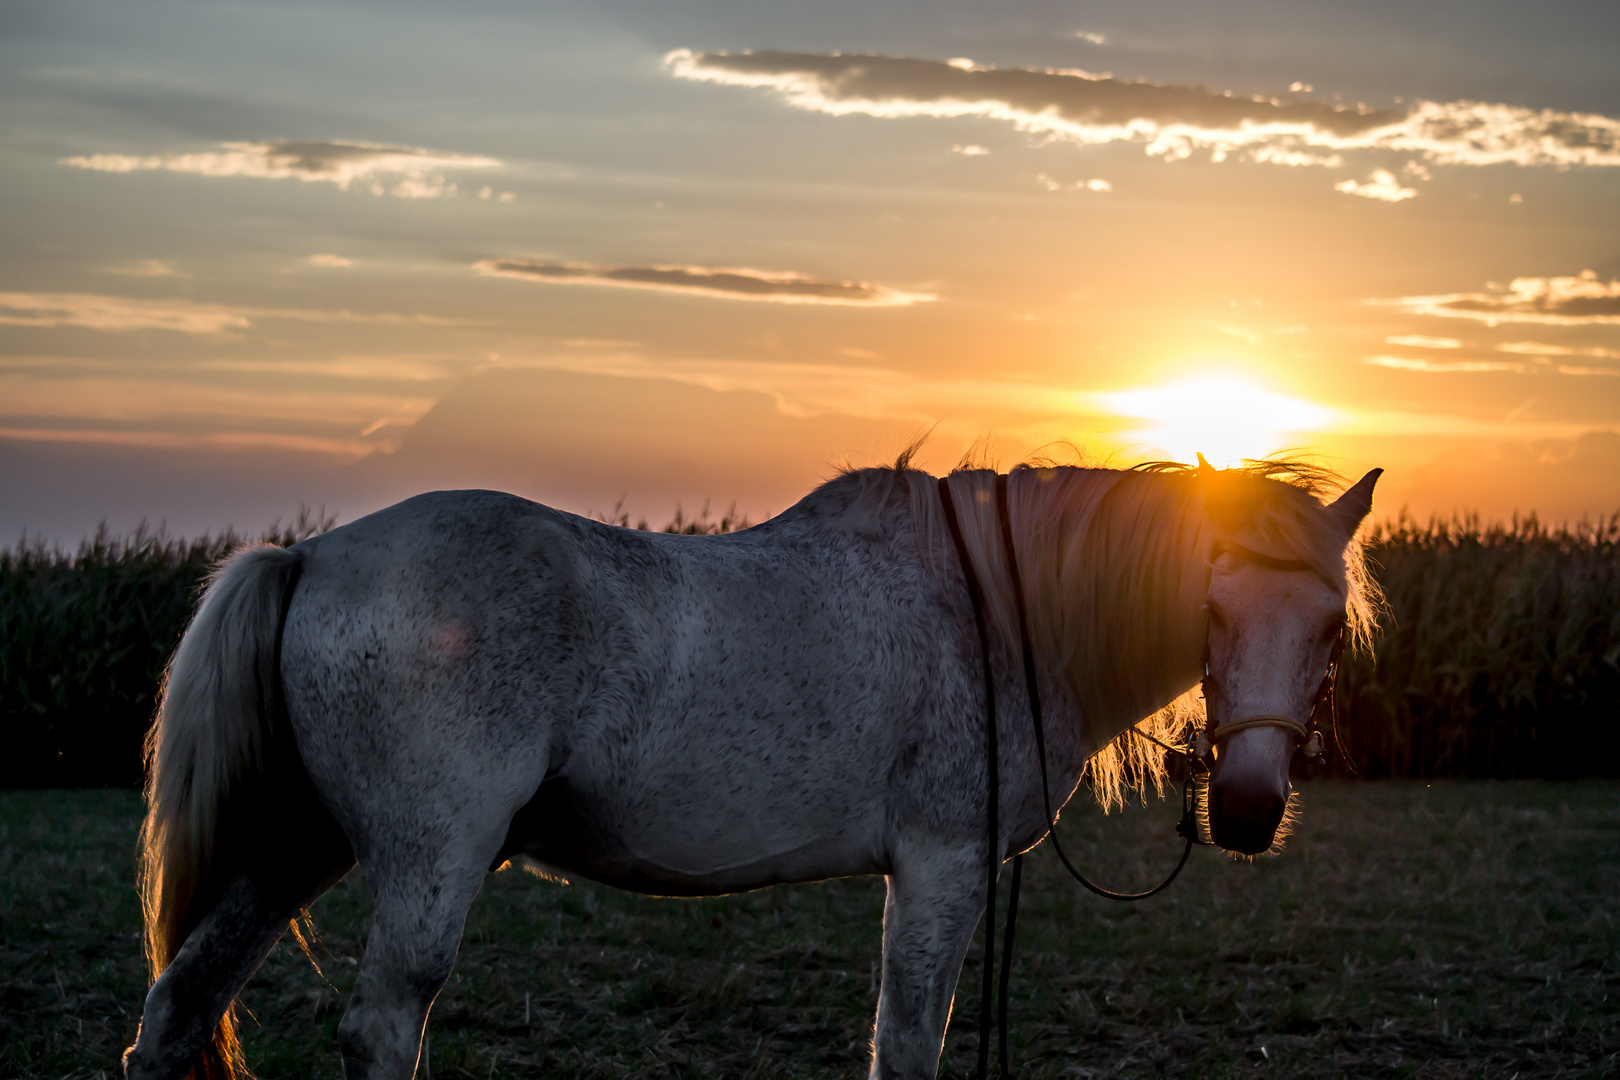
[1381,270,1620,327]
[1497,340,1620,360]
[1386,335,1462,349]
[0,427,383,457]
[1362,355,1527,374]
[0,292,466,334]
[1334,169,1417,201]
[0,292,251,334]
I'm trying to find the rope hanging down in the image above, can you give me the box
[937,474,1200,1080]
[992,473,1198,902]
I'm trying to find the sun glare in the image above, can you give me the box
[1096,378,1334,467]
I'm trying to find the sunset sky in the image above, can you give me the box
[4,0,1618,542]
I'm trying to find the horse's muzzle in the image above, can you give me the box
[1207,778,1287,855]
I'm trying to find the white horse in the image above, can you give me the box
[121,458,1379,1080]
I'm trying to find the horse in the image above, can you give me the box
[120,456,1380,1080]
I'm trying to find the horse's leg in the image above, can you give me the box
[335,827,503,1079]
[124,852,354,1080]
[869,844,988,1080]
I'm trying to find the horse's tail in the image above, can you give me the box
[139,543,304,1080]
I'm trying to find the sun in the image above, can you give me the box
[1095,378,1334,467]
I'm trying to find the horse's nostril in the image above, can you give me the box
[1208,782,1287,855]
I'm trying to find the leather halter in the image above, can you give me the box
[1201,538,1341,768]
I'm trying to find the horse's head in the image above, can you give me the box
[1201,468,1380,855]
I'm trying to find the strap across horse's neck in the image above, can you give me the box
[933,474,1003,1079]
[937,471,1195,1080]
[986,473,1191,901]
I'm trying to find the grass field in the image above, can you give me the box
[2,781,1615,1079]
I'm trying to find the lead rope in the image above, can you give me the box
[993,473,1198,903]
[938,475,1200,1080]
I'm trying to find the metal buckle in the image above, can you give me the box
[1302,729,1325,762]
[1192,729,1213,763]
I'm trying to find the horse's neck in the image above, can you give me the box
[1021,468,1206,771]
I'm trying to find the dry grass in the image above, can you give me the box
[2,780,1614,1078]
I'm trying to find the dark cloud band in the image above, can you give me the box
[676,49,1397,139]
[668,49,1620,170]
[473,259,933,306]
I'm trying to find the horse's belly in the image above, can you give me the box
[498,771,884,897]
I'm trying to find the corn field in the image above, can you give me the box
[0,511,335,788]
[1,509,1616,787]
[1331,513,1620,779]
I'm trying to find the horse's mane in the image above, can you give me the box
[834,450,1378,811]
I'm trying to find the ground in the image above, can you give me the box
[1,780,1614,1079]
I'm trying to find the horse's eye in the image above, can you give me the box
[1205,601,1228,628]
[1321,620,1344,642]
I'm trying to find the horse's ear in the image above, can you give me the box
[1326,468,1382,541]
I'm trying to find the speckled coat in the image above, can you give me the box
[121,464,1378,1080]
